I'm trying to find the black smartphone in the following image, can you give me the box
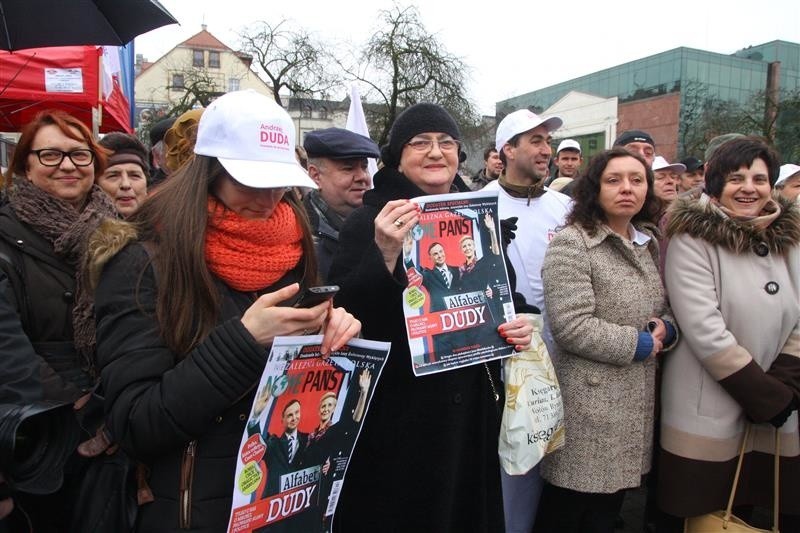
[294,285,339,308]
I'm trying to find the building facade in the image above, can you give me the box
[134,26,273,129]
[498,40,800,162]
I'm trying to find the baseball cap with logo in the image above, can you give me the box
[652,156,686,174]
[556,139,581,154]
[495,109,563,152]
[194,89,317,189]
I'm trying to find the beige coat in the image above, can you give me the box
[658,194,800,516]
[541,223,670,494]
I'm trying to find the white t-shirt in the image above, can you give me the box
[483,181,572,311]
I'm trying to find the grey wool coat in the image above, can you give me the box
[541,223,671,494]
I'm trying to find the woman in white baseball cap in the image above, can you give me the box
[89,90,361,532]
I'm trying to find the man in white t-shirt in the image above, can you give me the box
[484,109,571,533]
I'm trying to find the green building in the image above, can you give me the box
[497,40,800,161]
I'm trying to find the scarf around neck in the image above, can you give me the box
[9,176,116,375]
[498,174,546,205]
[708,195,781,232]
[205,197,304,292]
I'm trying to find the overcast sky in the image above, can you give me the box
[136,0,800,116]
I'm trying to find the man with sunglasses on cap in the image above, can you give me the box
[677,156,705,194]
[303,127,381,281]
[483,108,571,533]
[614,129,656,167]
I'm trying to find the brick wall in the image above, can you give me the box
[618,92,681,162]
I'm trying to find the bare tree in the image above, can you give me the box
[679,83,800,160]
[239,20,338,105]
[343,5,479,145]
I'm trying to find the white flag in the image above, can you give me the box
[345,85,378,179]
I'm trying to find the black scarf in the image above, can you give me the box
[9,177,116,375]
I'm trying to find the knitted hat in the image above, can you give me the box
[380,103,461,168]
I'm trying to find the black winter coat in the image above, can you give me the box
[0,204,91,401]
[328,168,505,532]
[95,241,302,532]
[0,205,94,532]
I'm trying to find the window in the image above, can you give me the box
[192,49,204,67]
[319,106,328,119]
[209,51,220,68]
[301,105,312,118]
[228,78,240,92]
[171,73,185,89]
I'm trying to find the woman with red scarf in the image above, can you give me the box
[90,90,361,532]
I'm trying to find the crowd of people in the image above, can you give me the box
[0,88,798,533]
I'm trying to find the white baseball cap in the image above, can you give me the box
[495,110,563,152]
[557,139,581,154]
[776,164,800,186]
[652,156,686,174]
[194,89,317,189]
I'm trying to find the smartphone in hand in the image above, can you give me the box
[294,285,339,308]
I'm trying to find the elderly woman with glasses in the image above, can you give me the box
[0,110,116,530]
[328,103,534,532]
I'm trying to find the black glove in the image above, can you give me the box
[500,217,519,248]
[768,397,797,428]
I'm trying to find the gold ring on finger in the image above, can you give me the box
[393,218,404,228]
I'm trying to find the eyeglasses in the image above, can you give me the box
[30,149,95,167]
[406,138,460,153]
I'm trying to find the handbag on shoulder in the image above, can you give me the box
[684,425,780,533]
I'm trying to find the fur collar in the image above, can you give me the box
[666,193,800,254]
[87,218,138,290]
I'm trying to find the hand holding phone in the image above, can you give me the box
[294,285,339,308]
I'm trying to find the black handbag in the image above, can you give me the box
[69,447,137,533]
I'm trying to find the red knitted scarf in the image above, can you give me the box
[205,198,303,291]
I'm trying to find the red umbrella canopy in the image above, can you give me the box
[0,0,177,51]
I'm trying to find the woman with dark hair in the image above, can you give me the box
[0,109,115,530]
[91,90,361,532]
[657,136,800,531]
[328,102,533,531]
[535,148,677,533]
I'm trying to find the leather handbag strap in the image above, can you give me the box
[724,425,781,532]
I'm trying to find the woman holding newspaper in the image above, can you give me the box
[91,90,360,532]
[535,148,677,533]
[329,103,533,531]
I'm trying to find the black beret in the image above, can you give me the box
[381,103,461,168]
[614,129,654,148]
[303,128,380,160]
[149,117,176,146]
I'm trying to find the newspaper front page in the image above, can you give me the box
[402,190,516,376]
[227,336,389,533]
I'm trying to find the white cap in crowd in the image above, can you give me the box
[556,139,581,154]
[194,89,317,189]
[652,156,686,174]
[495,109,563,152]
[776,164,800,186]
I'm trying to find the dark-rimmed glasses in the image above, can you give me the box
[30,149,95,167]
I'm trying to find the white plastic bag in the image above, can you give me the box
[498,313,564,475]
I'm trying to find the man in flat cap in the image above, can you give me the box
[303,127,380,281]
[614,129,656,167]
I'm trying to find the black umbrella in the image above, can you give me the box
[0,0,178,51]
